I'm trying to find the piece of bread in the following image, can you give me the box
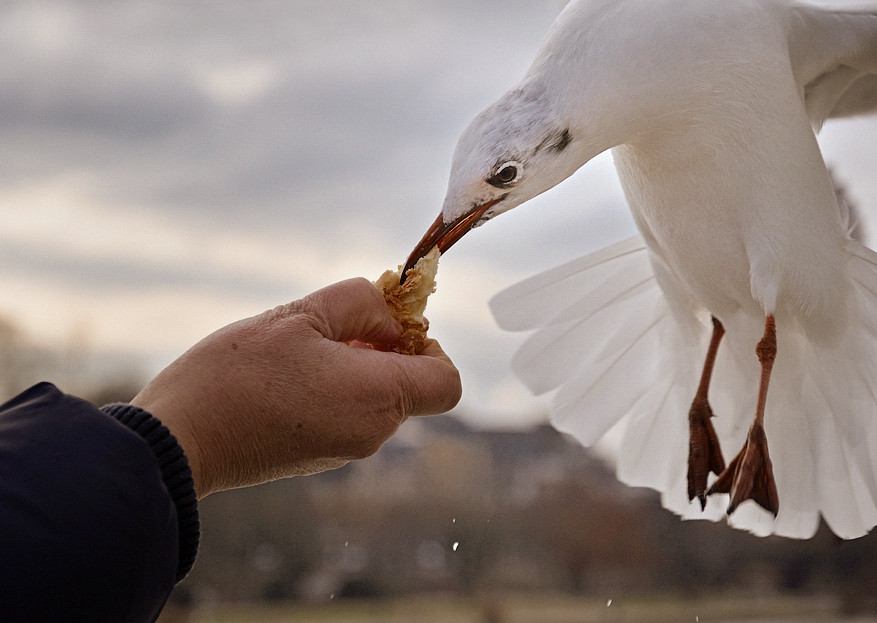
[375,247,440,355]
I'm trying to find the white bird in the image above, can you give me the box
[402,0,877,539]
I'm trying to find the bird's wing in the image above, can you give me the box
[789,2,877,128]
[490,236,710,479]
[490,235,650,334]
[826,74,877,118]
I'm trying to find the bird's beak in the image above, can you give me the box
[400,197,503,283]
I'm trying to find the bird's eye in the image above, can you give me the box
[497,165,517,182]
[487,161,522,188]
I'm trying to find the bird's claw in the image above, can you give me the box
[687,398,725,509]
[707,421,778,517]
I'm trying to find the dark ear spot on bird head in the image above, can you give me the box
[536,128,572,154]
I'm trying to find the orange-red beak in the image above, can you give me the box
[400,197,504,283]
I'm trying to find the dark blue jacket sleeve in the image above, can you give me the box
[0,383,200,623]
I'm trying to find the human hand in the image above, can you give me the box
[130,278,462,498]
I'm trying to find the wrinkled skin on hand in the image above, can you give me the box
[131,278,462,498]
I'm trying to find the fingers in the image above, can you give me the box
[392,338,463,416]
[296,278,402,345]
[292,278,462,415]
[417,337,454,364]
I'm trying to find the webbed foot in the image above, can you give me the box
[687,398,725,509]
[707,421,778,517]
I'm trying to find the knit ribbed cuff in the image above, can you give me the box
[100,403,200,583]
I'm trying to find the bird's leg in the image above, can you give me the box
[707,315,779,517]
[687,316,727,510]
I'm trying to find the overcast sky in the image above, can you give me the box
[1,0,876,428]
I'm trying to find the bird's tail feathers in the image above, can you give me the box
[491,236,877,540]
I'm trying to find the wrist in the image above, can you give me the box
[129,378,211,498]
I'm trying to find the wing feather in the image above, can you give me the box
[489,235,647,331]
[789,2,877,128]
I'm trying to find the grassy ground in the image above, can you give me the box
[158,593,877,623]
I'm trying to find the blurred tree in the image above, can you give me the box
[0,315,23,401]
[82,379,146,407]
[529,477,657,595]
[0,315,61,402]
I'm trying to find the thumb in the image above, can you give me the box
[394,338,463,416]
[299,278,402,345]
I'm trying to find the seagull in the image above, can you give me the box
[402,0,877,539]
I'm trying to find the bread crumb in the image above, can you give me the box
[375,247,440,354]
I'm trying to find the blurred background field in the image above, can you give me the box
[156,420,877,621]
[156,594,872,623]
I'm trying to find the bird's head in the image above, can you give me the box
[401,81,587,279]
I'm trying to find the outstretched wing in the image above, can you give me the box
[490,236,710,490]
[789,1,877,128]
